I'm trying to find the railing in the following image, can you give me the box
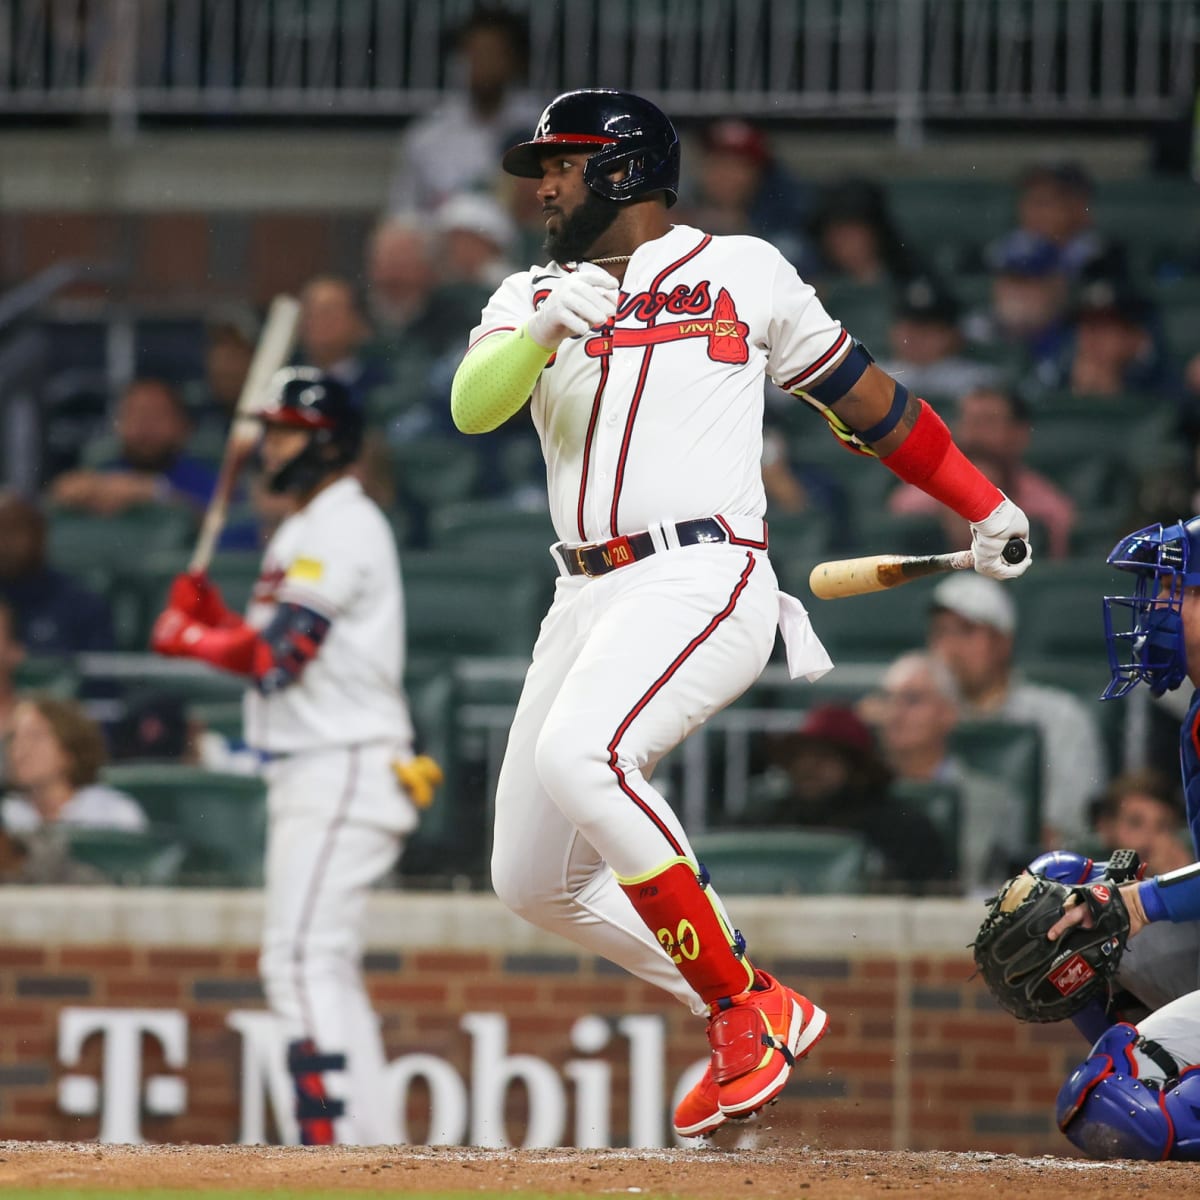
[0,0,1196,141]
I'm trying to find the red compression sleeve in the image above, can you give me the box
[880,399,1003,522]
[185,620,272,678]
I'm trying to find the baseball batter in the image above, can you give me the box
[983,515,1200,1161]
[451,89,1031,1138]
[151,369,436,1145]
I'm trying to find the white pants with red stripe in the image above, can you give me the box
[491,542,781,1017]
[260,743,417,1144]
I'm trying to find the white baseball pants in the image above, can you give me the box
[491,542,782,1017]
[260,743,416,1145]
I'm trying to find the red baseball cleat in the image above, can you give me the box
[673,1061,724,1138]
[709,969,829,1121]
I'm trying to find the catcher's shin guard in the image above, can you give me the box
[287,1038,345,1146]
[617,857,755,1004]
[1058,1023,1200,1161]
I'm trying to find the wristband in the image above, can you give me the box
[880,399,1002,522]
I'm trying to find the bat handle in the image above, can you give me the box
[1002,537,1028,565]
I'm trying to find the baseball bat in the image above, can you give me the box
[187,295,301,574]
[808,538,1028,600]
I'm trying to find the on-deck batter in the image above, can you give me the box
[151,369,434,1145]
[450,89,1032,1139]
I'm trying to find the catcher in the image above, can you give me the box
[974,516,1200,1161]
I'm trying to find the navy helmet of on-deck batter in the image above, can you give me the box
[257,367,364,495]
[1103,515,1200,698]
[501,88,681,208]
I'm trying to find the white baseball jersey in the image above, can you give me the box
[467,223,847,545]
[243,476,413,756]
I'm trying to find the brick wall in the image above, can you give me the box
[0,891,1082,1153]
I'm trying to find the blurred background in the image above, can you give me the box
[1,0,1199,900]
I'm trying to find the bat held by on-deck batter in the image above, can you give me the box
[808,537,1028,600]
[187,294,301,575]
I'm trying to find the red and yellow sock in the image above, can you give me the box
[618,857,755,1005]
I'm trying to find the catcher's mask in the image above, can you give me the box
[258,368,363,495]
[1103,516,1200,699]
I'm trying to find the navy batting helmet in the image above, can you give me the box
[258,367,363,494]
[501,89,680,208]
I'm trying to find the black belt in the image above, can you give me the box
[557,518,734,578]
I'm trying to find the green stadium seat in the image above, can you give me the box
[429,500,558,561]
[47,505,196,577]
[817,282,890,352]
[392,437,481,510]
[65,827,186,886]
[188,699,244,740]
[14,657,79,696]
[1013,559,1124,665]
[799,574,941,664]
[890,779,962,881]
[948,720,1041,846]
[403,551,548,660]
[690,829,870,895]
[100,763,267,887]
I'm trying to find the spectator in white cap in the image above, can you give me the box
[926,572,1106,848]
[434,192,518,288]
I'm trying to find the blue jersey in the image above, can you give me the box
[1181,688,1200,857]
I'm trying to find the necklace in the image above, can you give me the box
[590,254,632,265]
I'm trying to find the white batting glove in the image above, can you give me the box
[526,263,619,350]
[970,495,1033,580]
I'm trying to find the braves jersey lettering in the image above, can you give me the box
[466,224,846,544]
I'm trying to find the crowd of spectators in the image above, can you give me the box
[2,3,1198,893]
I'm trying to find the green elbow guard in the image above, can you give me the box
[451,327,554,434]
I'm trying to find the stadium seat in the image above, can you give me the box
[14,657,79,697]
[393,436,481,510]
[797,573,942,664]
[1014,559,1125,665]
[65,827,186,887]
[689,829,870,895]
[429,500,558,560]
[890,779,962,881]
[47,505,196,577]
[403,551,548,660]
[948,720,1042,846]
[100,763,267,887]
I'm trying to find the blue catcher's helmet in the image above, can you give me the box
[1103,516,1200,699]
[501,89,680,208]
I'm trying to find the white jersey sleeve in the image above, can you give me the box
[274,520,367,619]
[465,269,538,356]
[764,254,850,396]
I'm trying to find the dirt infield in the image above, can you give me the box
[2,1141,1199,1199]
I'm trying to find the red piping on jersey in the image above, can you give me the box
[576,353,610,539]
[714,514,768,550]
[1189,702,1200,768]
[609,234,713,536]
[606,552,756,857]
[466,325,517,354]
[781,328,850,392]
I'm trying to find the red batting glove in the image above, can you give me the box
[166,572,235,627]
[150,606,207,658]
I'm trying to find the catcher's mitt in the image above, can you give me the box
[972,873,1130,1023]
